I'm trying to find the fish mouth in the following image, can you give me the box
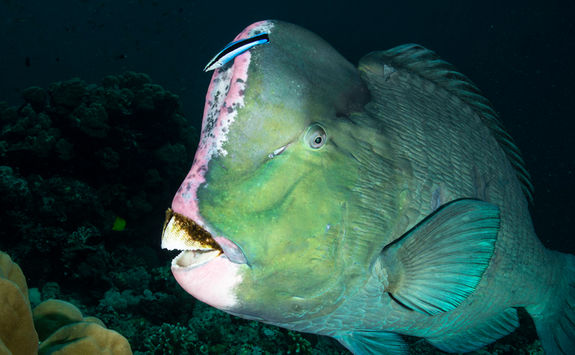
[161,209,248,268]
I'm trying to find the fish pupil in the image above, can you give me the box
[305,123,327,149]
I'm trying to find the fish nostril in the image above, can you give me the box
[268,145,287,159]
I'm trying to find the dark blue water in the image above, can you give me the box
[1,1,573,353]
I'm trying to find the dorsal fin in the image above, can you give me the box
[367,44,534,203]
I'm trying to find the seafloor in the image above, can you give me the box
[0,73,543,354]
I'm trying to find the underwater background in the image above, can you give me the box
[0,0,573,353]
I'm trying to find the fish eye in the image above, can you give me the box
[305,123,327,149]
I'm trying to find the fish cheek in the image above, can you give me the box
[233,241,346,323]
[234,196,348,322]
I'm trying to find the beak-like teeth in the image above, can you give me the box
[161,209,223,253]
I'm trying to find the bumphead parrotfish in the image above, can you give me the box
[161,20,574,354]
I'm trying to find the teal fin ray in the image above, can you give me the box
[527,251,575,354]
[334,330,407,355]
[536,296,575,355]
[427,307,519,352]
[379,199,499,315]
[358,45,533,203]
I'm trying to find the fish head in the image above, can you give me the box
[162,20,370,325]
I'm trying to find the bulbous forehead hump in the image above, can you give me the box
[253,21,367,111]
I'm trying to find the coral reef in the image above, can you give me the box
[0,72,196,291]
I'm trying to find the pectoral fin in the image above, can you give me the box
[335,330,407,355]
[376,199,500,315]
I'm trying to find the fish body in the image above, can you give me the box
[162,20,575,354]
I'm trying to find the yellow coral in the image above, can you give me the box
[0,251,39,355]
[0,339,12,354]
[38,322,132,355]
[83,316,106,327]
[33,299,84,341]
[0,251,133,354]
[0,251,29,303]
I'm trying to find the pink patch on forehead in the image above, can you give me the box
[172,21,274,224]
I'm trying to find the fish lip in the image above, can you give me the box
[214,236,249,265]
[161,208,249,268]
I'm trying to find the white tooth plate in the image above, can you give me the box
[161,215,214,251]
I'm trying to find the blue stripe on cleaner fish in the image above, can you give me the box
[204,33,269,72]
